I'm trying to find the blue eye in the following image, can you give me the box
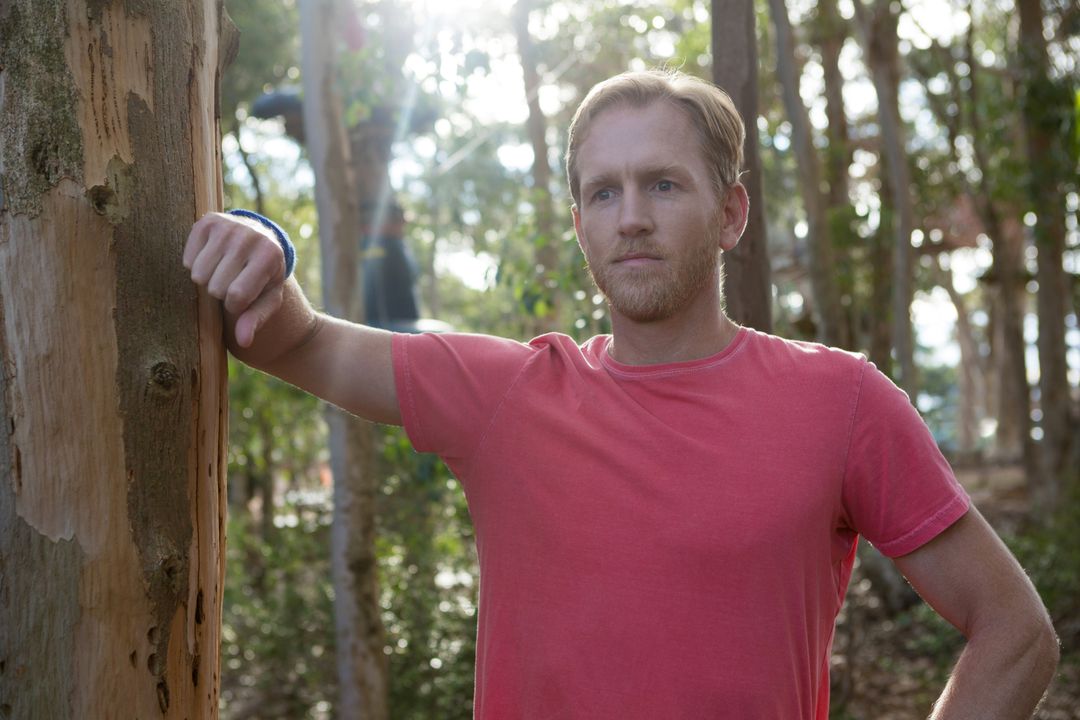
[656,180,674,192]
[593,189,613,202]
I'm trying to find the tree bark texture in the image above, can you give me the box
[0,0,234,717]
[711,0,773,332]
[767,0,846,348]
[854,0,916,395]
[299,1,389,717]
[1017,0,1076,505]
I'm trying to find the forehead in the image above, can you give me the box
[576,101,708,181]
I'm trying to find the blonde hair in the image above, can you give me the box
[565,70,745,206]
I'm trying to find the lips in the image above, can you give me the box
[613,252,662,264]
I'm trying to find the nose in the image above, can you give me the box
[616,188,653,238]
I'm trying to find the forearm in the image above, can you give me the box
[225,276,321,371]
[929,621,1059,719]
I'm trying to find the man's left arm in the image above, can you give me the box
[892,507,1059,719]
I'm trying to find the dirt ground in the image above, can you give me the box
[828,463,1080,719]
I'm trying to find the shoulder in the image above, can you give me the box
[741,328,868,386]
[395,330,604,376]
[396,330,533,361]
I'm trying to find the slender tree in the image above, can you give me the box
[853,0,917,394]
[0,0,233,716]
[813,0,860,347]
[513,0,562,333]
[711,0,773,331]
[767,0,847,347]
[1017,0,1076,505]
[962,8,1035,471]
[299,0,388,717]
[905,7,1035,469]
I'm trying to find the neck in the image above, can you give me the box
[607,293,740,366]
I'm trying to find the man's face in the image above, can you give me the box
[572,101,745,324]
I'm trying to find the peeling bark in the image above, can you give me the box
[0,0,232,716]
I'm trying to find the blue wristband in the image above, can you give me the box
[227,209,296,278]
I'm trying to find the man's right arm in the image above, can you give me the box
[185,212,400,425]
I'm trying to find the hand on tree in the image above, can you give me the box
[184,212,287,348]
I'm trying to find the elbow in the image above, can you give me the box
[1037,616,1060,676]
[1020,611,1060,689]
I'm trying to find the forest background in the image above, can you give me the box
[216,0,1079,718]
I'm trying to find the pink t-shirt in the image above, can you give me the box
[392,327,969,719]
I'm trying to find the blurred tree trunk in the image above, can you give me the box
[815,0,851,214]
[814,0,857,347]
[767,0,846,348]
[854,0,916,394]
[1017,0,1076,506]
[513,0,561,334]
[868,172,894,372]
[711,0,773,332]
[939,265,983,459]
[961,19,1035,472]
[299,1,388,718]
[0,1,233,717]
[907,11,1035,471]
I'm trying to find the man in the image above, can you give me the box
[186,71,1058,718]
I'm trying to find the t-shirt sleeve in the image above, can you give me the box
[392,331,534,464]
[840,361,971,558]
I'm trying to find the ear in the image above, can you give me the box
[718,183,749,252]
[571,204,585,250]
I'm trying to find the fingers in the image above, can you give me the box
[233,284,284,348]
[184,211,229,270]
[221,256,277,315]
[185,212,287,318]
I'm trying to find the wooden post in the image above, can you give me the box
[0,0,234,716]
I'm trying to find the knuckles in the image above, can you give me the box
[224,285,255,314]
[186,213,286,291]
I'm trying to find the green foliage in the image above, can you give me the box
[221,502,338,718]
[895,602,964,672]
[1009,507,1080,643]
[376,429,478,719]
[222,0,300,124]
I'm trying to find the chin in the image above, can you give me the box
[603,286,686,323]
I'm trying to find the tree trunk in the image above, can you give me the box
[711,0,773,332]
[0,1,233,717]
[962,19,1036,473]
[767,0,846,348]
[299,1,388,718]
[1017,0,1076,506]
[513,0,561,334]
[939,265,983,460]
[868,171,893,373]
[815,0,851,211]
[854,0,916,394]
[814,0,857,346]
